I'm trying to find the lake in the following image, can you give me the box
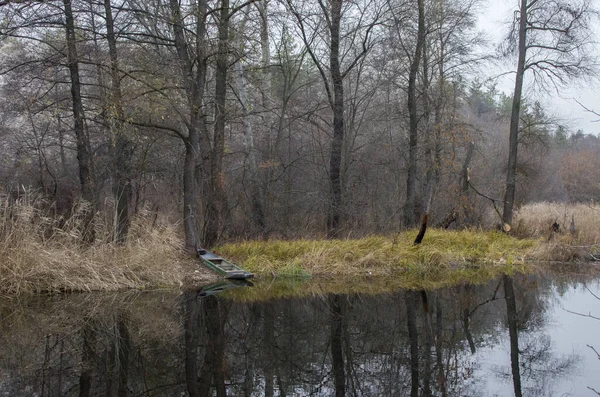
[1,268,599,396]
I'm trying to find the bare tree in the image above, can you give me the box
[502,0,597,228]
[104,0,133,243]
[168,0,208,252]
[405,0,425,229]
[285,0,381,238]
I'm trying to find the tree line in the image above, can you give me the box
[0,0,597,250]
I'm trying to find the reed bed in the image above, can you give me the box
[0,191,209,295]
[514,202,600,261]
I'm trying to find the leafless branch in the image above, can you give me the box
[573,98,600,122]
[587,386,600,396]
[587,344,600,359]
[468,181,503,221]
[563,308,600,321]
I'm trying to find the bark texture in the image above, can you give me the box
[63,0,96,242]
[327,0,345,238]
[169,0,208,252]
[405,0,426,228]
[104,0,133,243]
[205,0,230,247]
[502,0,528,228]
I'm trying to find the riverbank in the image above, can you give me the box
[0,232,217,295]
[2,195,598,295]
[1,227,541,295]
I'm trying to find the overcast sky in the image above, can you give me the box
[477,0,600,135]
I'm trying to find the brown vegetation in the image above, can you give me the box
[0,191,214,295]
[514,202,600,261]
[2,187,599,297]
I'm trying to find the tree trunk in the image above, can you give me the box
[503,0,528,228]
[459,141,475,225]
[205,0,230,247]
[414,25,432,246]
[259,0,271,99]
[235,42,266,236]
[169,0,208,252]
[327,0,344,239]
[259,0,273,235]
[104,0,133,244]
[63,0,96,242]
[183,138,200,251]
[404,0,426,228]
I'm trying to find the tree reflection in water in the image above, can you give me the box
[499,275,578,397]
[0,272,595,396]
[504,275,523,397]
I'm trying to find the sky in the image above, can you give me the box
[477,0,600,135]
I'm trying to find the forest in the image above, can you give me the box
[0,0,599,253]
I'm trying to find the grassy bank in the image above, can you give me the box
[3,192,598,295]
[0,192,215,295]
[216,229,538,281]
[216,202,600,281]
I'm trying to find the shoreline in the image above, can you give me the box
[3,229,599,296]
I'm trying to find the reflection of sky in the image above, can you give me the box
[470,281,600,396]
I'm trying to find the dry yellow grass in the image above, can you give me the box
[0,191,213,295]
[514,202,600,243]
[514,202,600,261]
[215,203,600,282]
[4,190,598,296]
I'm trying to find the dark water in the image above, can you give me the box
[1,271,600,396]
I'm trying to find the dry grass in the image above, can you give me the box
[216,229,537,280]
[0,190,212,295]
[514,202,600,243]
[514,202,600,261]
[5,191,598,296]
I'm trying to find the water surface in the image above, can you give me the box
[1,270,599,396]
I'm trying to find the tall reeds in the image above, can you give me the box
[514,202,600,261]
[0,190,199,294]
